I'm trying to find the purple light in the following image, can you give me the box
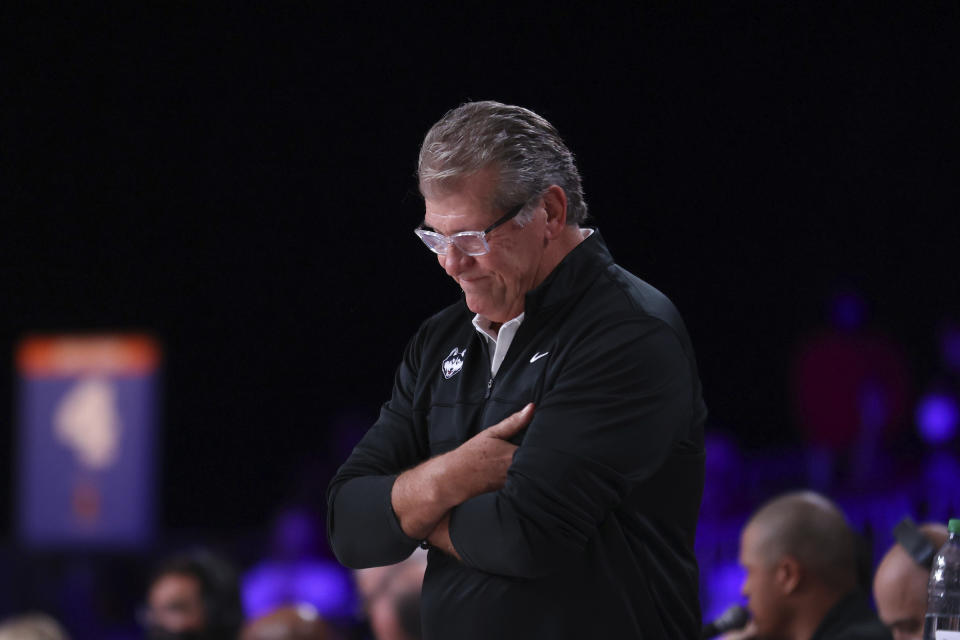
[925,450,960,489]
[830,290,867,331]
[273,509,318,560]
[916,392,960,445]
[704,432,741,472]
[242,560,355,620]
[858,380,889,431]
[704,561,746,623]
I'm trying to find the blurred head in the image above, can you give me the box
[145,550,243,640]
[738,492,858,640]
[354,550,427,640]
[240,604,339,640]
[873,523,949,640]
[0,613,69,640]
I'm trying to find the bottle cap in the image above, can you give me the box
[950,519,960,534]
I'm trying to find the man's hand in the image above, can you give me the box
[426,513,460,559]
[446,402,533,498]
[391,404,535,540]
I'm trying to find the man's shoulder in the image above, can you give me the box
[605,264,677,313]
[821,619,892,640]
[813,592,893,640]
[404,298,474,357]
[583,263,689,337]
[418,298,472,333]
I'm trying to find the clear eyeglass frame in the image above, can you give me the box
[414,201,526,257]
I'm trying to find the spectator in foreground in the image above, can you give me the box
[143,550,244,640]
[873,520,948,640]
[727,491,891,640]
[0,613,69,640]
[354,550,426,640]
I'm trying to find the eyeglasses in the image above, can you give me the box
[414,202,526,257]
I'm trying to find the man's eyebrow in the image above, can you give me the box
[422,218,474,235]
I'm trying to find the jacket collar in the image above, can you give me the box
[522,228,614,318]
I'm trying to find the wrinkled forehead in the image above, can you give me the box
[422,168,502,233]
[422,166,500,204]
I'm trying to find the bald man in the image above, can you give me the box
[731,491,891,640]
[873,522,948,640]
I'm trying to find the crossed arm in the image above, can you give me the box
[327,318,695,575]
[390,404,534,558]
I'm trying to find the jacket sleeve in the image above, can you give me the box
[447,317,698,578]
[326,331,429,569]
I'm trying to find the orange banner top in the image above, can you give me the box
[16,334,161,377]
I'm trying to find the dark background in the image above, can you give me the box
[3,2,959,542]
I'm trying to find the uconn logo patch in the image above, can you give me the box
[442,348,466,379]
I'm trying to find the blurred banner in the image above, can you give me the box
[16,334,160,548]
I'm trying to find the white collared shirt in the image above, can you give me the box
[472,312,524,376]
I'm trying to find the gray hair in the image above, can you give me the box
[417,101,588,226]
[747,491,857,591]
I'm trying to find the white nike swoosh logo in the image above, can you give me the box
[529,352,549,363]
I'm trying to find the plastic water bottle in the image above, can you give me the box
[924,518,960,640]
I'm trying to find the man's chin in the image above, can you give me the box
[465,292,507,320]
[463,293,487,315]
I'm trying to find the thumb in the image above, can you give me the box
[487,403,535,438]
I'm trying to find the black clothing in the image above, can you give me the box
[810,591,893,640]
[327,231,707,639]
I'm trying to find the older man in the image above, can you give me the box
[732,492,891,640]
[327,101,706,639]
[873,521,948,640]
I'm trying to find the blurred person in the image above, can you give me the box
[328,100,706,639]
[728,491,891,640]
[240,604,339,640]
[143,550,244,640]
[354,550,427,640]
[0,613,69,640]
[790,288,910,491]
[872,519,949,640]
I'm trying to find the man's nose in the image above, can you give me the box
[442,244,472,277]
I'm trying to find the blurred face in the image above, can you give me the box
[356,561,426,640]
[423,168,548,324]
[739,524,789,639]
[873,549,928,640]
[147,572,207,633]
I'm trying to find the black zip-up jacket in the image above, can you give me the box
[327,231,707,639]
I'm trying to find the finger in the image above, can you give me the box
[486,403,535,438]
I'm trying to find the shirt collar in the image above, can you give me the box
[471,312,525,343]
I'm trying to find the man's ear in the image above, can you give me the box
[541,185,568,236]
[776,555,803,595]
